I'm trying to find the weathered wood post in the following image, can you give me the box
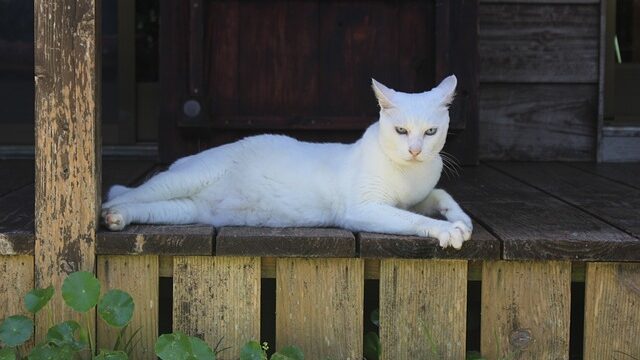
[34,0,101,341]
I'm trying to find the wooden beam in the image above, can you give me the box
[34,0,101,341]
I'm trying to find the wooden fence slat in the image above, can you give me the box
[34,0,101,339]
[276,258,363,360]
[481,261,571,359]
[584,262,640,359]
[0,255,34,355]
[96,256,158,359]
[380,259,467,360]
[173,256,260,359]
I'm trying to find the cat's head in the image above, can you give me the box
[372,75,456,164]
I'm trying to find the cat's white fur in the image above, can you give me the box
[102,76,473,249]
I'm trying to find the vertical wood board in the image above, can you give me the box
[97,256,158,360]
[584,262,640,360]
[276,258,364,360]
[380,259,467,360]
[173,256,260,359]
[481,261,571,360]
[0,256,35,354]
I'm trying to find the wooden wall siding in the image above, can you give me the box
[276,258,363,360]
[478,84,597,160]
[379,259,467,360]
[0,256,34,354]
[479,3,599,83]
[481,261,571,360]
[97,256,159,360]
[477,1,600,160]
[34,0,101,339]
[173,256,261,359]
[584,262,640,360]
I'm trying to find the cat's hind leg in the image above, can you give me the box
[103,198,201,231]
[102,168,211,208]
[107,185,132,201]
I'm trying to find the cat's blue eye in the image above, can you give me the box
[424,128,438,136]
[395,127,408,135]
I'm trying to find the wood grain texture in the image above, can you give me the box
[276,258,363,360]
[380,259,467,359]
[173,256,260,359]
[359,220,499,259]
[491,162,640,239]
[478,84,597,161]
[568,162,640,190]
[97,225,214,255]
[479,3,599,83]
[481,261,571,360]
[97,256,158,359]
[584,262,640,360]
[444,165,639,260]
[216,227,355,257]
[34,0,101,337]
[0,256,34,355]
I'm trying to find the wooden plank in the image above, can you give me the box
[491,162,640,239]
[0,256,34,355]
[569,162,640,190]
[216,227,355,257]
[97,225,214,255]
[584,262,640,359]
[276,258,363,360]
[479,3,599,83]
[444,165,639,260]
[481,0,599,3]
[34,0,101,337]
[0,186,34,255]
[380,259,467,359]
[359,220,499,260]
[173,256,260,358]
[97,256,158,360]
[478,84,596,161]
[0,160,33,196]
[481,261,571,359]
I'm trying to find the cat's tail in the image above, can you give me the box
[107,184,132,201]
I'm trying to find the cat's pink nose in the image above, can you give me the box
[409,148,422,157]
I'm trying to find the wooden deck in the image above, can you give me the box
[0,160,638,261]
[1,160,639,359]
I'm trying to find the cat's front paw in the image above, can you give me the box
[418,220,471,250]
[102,208,127,231]
[447,209,473,233]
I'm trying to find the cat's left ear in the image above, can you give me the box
[433,75,457,107]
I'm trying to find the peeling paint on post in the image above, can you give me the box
[34,0,101,343]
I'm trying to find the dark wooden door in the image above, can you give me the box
[159,0,478,164]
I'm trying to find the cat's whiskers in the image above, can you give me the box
[439,152,462,178]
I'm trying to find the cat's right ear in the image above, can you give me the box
[372,79,396,111]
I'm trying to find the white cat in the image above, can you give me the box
[102,75,473,249]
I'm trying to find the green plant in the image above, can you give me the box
[363,309,381,360]
[0,271,137,359]
[239,341,303,360]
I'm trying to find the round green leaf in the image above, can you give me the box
[155,332,193,360]
[24,286,54,314]
[239,341,267,360]
[370,309,379,327]
[0,348,16,360]
[98,290,134,328]
[46,321,87,351]
[363,331,381,360]
[188,336,215,359]
[27,343,75,360]
[271,346,304,360]
[95,350,128,360]
[0,315,33,347]
[61,271,100,312]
